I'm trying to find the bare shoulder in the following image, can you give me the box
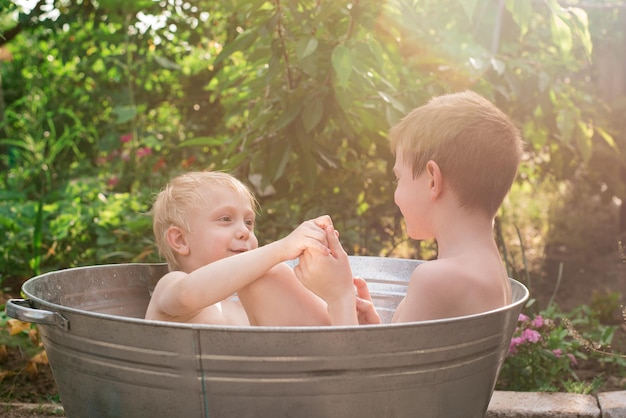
[407,260,467,300]
[152,270,187,295]
[145,271,186,317]
[394,258,508,322]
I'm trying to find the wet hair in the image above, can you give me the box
[151,171,258,270]
[389,90,524,217]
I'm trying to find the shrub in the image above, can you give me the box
[497,302,626,393]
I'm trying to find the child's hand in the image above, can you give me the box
[354,276,381,325]
[279,216,331,261]
[311,214,333,230]
[294,224,353,304]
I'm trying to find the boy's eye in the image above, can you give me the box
[245,219,254,227]
[219,216,232,222]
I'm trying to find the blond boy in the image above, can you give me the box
[296,90,524,324]
[145,171,331,326]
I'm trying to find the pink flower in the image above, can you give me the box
[518,313,529,322]
[107,176,119,187]
[552,349,562,358]
[509,336,524,354]
[567,353,577,366]
[521,329,541,343]
[136,147,152,158]
[532,315,544,329]
[120,133,133,143]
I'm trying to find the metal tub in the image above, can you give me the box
[6,256,528,418]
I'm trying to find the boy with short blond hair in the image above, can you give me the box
[146,171,332,326]
[296,90,524,324]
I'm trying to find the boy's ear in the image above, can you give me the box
[166,226,190,256]
[426,160,443,199]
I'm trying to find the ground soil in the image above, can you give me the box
[0,252,624,417]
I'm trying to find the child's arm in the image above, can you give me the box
[150,216,332,320]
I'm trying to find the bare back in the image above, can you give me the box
[392,253,511,322]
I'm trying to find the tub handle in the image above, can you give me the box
[5,299,69,331]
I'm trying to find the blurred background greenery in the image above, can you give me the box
[0,0,624,298]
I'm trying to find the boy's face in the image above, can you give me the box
[183,186,259,272]
[393,152,431,240]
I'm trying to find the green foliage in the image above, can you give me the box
[1,0,622,278]
[496,301,626,393]
[0,309,41,359]
[0,0,623,298]
[562,376,604,395]
[0,175,158,283]
[497,309,584,392]
[590,290,622,324]
[0,89,94,278]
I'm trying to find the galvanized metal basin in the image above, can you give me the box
[5,256,528,418]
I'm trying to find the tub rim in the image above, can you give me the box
[17,259,529,333]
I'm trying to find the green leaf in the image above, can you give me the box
[596,127,619,154]
[275,101,303,131]
[331,45,352,85]
[469,57,485,71]
[460,0,479,21]
[568,7,593,58]
[178,136,227,148]
[575,120,593,162]
[556,109,576,143]
[153,54,181,71]
[31,197,44,275]
[550,10,573,54]
[490,57,506,75]
[215,30,258,65]
[268,142,292,182]
[112,105,137,124]
[296,37,319,60]
[385,104,402,128]
[302,97,324,133]
[506,0,533,38]
[377,91,406,114]
[299,153,317,189]
[222,150,250,170]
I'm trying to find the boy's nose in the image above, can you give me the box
[236,223,250,239]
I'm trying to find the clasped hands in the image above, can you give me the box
[294,217,381,326]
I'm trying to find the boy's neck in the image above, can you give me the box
[433,207,497,258]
